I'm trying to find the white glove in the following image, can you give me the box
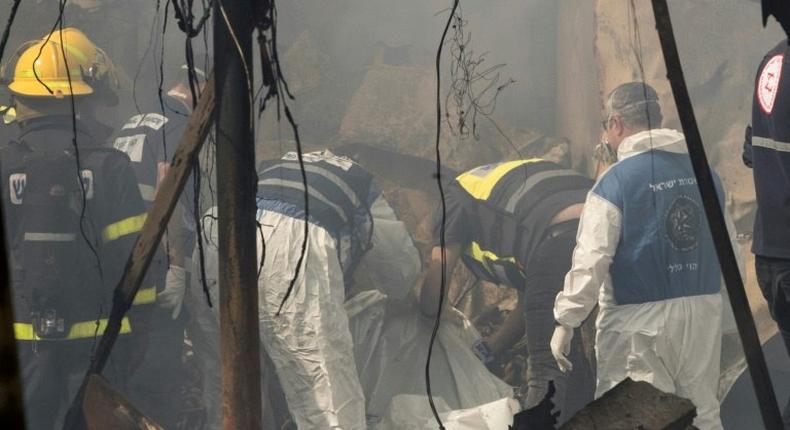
[158,265,186,319]
[550,324,574,373]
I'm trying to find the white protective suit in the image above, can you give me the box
[553,129,741,430]
[188,188,421,429]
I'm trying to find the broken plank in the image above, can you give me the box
[83,374,162,430]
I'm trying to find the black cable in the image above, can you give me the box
[0,0,22,66]
[51,0,106,351]
[157,0,175,270]
[256,217,266,279]
[238,0,308,316]
[426,2,459,429]
[172,0,211,38]
[445,4,514,141]
[274,102,307,317]
[628,0,656,208]
[180,0,215,308]
[158,0,171,162]
[30,2,104,283]
[269,0,293,100]
[132,0,163,115]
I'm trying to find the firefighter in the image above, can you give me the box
[418,153,596,422]
[110,63,204,428]
[0,30,150,429]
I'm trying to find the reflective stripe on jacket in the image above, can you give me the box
[14,316,132,341]
[454,158,592,288]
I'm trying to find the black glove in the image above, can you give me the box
[510,380,560,430]
[743,124,754,168]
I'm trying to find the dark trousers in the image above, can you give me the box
[755,256,790,428]
[127,307,187,430]
[522,220,595,424]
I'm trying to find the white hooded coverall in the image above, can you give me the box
[554,129,731,430]
[188,151,420,429]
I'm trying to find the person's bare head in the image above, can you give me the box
[602,82,663,151]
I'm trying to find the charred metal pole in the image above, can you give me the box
[0,6,25,428]
[213,1,262,429]
[651,1,783,429]
[0,206,25,429]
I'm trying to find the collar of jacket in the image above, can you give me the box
[616,128,687,161]
[17,116,102,150]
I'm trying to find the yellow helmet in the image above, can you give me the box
[52,28,120,92]
[8,28,118,98]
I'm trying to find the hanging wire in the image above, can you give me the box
[239,0,310,316]
[442,3,525,179]
[132,0,163,115]
[445,4,515,141]
[0,0,22,64]
[425,2,460,429]
[628,0,657,206]
[174,0,215,307]
[29,0,108,351]
[31,1,105,286]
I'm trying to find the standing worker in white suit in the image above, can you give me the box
[551,82,732,430]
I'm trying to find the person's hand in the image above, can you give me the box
[473,339,495,365]
[440,306,468,327]
[550,324,574,373]
[157,265,186,319]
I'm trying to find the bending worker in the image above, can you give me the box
[552,82,730,430]
[419,150,596,421]
[193,148,420,429]
[1,30,149,429]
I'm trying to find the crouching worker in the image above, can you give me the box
[419,152,596,423]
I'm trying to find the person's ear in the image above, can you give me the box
[611,116,624,137]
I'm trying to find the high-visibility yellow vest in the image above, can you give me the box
[453,159,592,288]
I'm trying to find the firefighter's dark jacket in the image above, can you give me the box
[1,116,151,341]
[439,159,593,289]
[748,39,790,259]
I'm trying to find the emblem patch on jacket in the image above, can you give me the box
[758,54,784,114]
[665,195,700,252]
[8,170,94,205]
[114,134,146,163]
